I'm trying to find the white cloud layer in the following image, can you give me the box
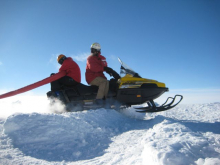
[48,54,62,69]
[48,53,89,70]
[155,88,220,104]
[71,52,90,62]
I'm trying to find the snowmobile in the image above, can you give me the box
[46,58,183,113]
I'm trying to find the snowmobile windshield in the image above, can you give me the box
[118,58,142,78]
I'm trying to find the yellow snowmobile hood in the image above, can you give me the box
[118,74,166,89]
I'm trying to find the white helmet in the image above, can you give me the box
[91,42,101,51]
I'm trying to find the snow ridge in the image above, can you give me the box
[0,103,220,165]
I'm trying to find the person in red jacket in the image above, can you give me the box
[86,43,113,105]
[51,54,81,91]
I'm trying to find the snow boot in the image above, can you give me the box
[94,99,105,107]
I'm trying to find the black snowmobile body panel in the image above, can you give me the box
[116,86,168,105]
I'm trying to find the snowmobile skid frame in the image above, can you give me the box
[135,95,183,113]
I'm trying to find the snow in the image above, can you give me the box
[0,96,220,165]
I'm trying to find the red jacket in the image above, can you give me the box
[59,57,81,83]
[86,54,107,84]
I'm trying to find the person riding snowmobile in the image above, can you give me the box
[85,43,114,105]
[50,54,81,91]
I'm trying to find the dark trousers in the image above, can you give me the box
[51,76,79,91]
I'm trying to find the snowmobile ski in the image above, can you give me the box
[135,95,183,113]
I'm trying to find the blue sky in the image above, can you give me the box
[0,0,220,103]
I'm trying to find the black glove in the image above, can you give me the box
[104,67,113,72]
[104,67,113,76]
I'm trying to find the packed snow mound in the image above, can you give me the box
[1,103,220,165]
[3,109,129,161]
[141,120,220,165]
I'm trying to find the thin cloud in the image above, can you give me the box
[48,52,90,63]
[155,88,220,104]
[71,53,90,62]
[0,89,8,95]
[170,88,220,93]
[48,54,60,69]
[48,54,57,64]
[48,53,89,69]
[109,55,118,61]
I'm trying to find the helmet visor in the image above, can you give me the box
[91,48,101,53]
[58,56,66,65]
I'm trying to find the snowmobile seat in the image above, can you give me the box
[61,81,117,97]
[75,83,98,95]
[60,83,98,96]
[47,79,118,102]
